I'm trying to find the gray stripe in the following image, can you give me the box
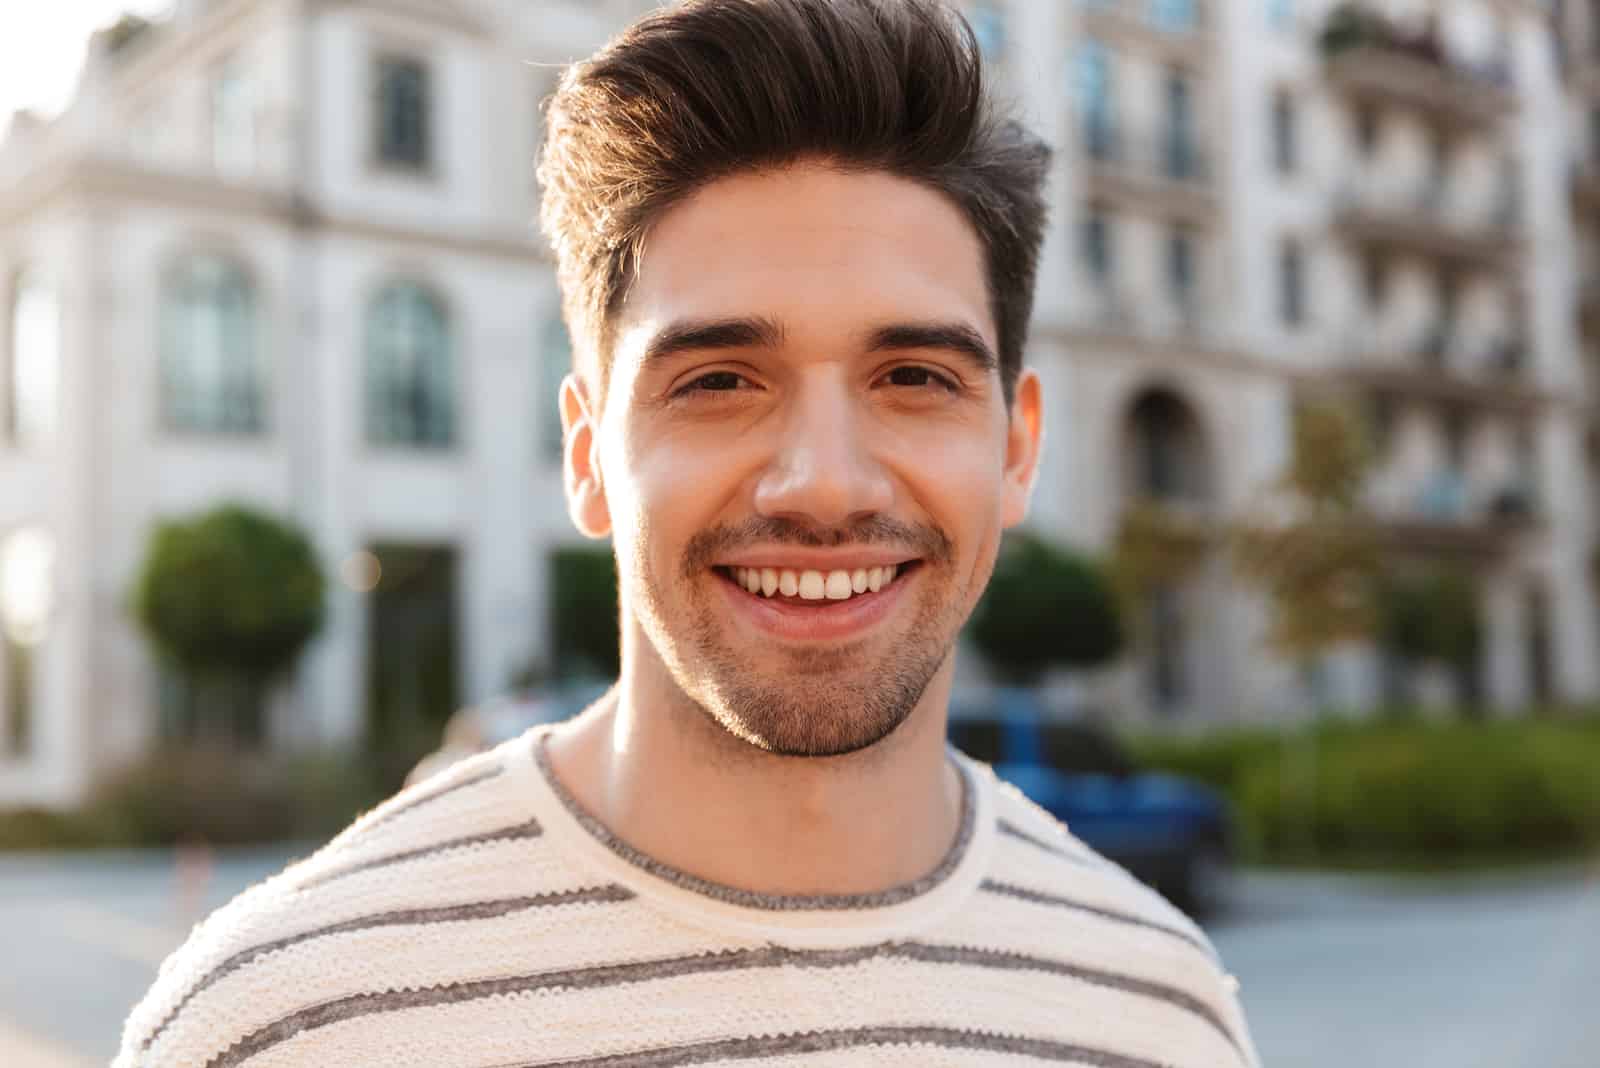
[515,1025,1176,1067]
[201,940,1239,1068]
[364,760,505,830]
[295,818,543,891]
[534,731,977,911]
[981,878,1217,961]
[140,885,634,1051]
[997,818,1105,869]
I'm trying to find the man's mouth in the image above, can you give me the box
[713,561,921,606]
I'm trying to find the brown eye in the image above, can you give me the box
[677,371,744,395]
[886,366,957,391]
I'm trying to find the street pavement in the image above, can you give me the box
[0,846,1596,1066]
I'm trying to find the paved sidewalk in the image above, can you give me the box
[0,1019,94,1068]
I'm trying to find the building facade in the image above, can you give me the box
[0,0,1595,805]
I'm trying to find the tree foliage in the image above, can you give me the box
[1378,568,1481,669]
[968,530,1124,685]
[133,504,325,680]
[1109,500,1212,637]
[1231,398,1381,659]
[132,504,325,742]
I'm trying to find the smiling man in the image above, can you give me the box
[116,2,1258,1066]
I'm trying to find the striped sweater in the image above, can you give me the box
[116,725,1260,1068]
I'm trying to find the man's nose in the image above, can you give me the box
[752,376,894,529]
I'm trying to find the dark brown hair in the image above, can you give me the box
[538,0,1051,407]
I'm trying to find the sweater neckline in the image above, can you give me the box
[509,723,994,948]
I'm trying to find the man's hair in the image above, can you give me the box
[538,0,1052,408]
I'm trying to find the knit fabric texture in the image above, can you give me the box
[115,724,1260,1067]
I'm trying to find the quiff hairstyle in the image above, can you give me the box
[537,0,1052,408]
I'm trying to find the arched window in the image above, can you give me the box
[7,270,60,448]
[160,254,262,434]
[366,281,454,448]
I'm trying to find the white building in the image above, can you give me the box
[0,0,1595,806]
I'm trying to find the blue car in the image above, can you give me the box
[948,711,1235,917]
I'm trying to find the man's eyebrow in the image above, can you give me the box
[639,316,786,367]
[866,322,998,377]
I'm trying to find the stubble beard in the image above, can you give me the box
[631,534,963,758]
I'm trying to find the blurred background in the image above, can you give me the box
[1,0,1598,1065]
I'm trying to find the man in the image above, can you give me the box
[118,1,1259,1065]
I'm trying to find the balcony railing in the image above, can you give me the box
[1078,0,1213,37]
[1332,180,1523,271]
[1372,471,1539,557]
[1319,5,1515,129]
[1080,122,1218,224]
[1339,325,1539,415]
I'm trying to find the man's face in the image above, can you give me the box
[564,163,1041,757]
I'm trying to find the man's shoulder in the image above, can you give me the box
[113,744,572,1067]
[978,764,1222,965]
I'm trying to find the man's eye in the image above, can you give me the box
[677,371,745,395]
[885,366,958,391]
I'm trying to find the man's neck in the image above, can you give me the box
[542,663,963,899]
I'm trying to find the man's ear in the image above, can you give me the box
[561,372,612,538]
[1000,369,1044,529]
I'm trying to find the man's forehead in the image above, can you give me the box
[615,164,997,360]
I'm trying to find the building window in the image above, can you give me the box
[540,317,572,461]
[1356,106,1379,157]
[1272,90,1297,175]
[0,525,54,757]
[374,54,431,171]
[1167,227,1196,310]
[969,1,1007,62]
[1149,0,1199,32]
[211,56,254,177]
[366,281,454,448]
[1080,208,1114,283]
[160,255,263,435]
[6,270,60,449]
[1363,253,1387,312]
[1075,40,1116,160]
[1280,239,1305,327]
[1164,71,1198,179]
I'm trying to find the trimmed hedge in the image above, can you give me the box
[0,747,387,851]
[1128,717,1600,867]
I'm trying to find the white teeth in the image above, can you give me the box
[731,563,908,600]
[798,570,827,600]
[825,570,853,599]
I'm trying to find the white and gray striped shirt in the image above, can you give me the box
[115,725,1260,1067]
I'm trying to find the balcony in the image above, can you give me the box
[1081,123,1218,226]
[1331,180,1523,273]
[1373,471,1540,559]
[1338,327,1542,417]
[1077,283,1221,348]
[1320,5,1515,131]
[1079,0,1213,60]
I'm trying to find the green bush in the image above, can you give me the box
[968,531,1123,684]
[132,504,326,746]
[1128,719,1600,868]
